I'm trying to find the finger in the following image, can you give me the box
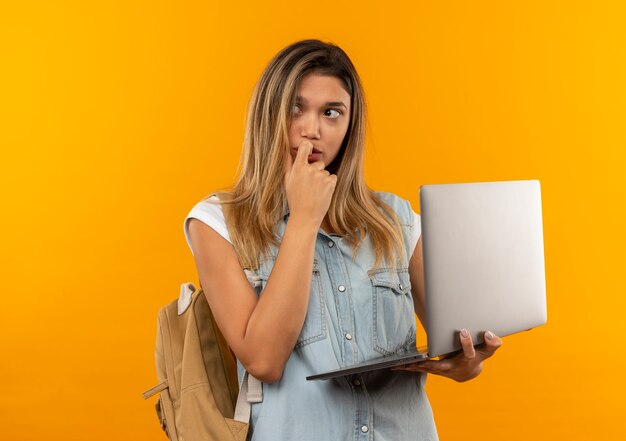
[460,328,476,359]
[408,360,447,374]
[392,364,430,373]
[481,330,503,356]
[391,364,426,372]
[313,159,327,171]
[296,140,313,165]
[424,359,455,374]
[390,359,432,371]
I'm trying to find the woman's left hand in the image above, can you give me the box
[391,329,503,382]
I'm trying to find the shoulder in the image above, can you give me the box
[189,194,225,219]
[373,191,414,227]
[374,190,422,255]
[183,194,231,254]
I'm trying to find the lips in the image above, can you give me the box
[293,146,322,153]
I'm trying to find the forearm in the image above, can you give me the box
[414,292,426,330]
[410,237,427,330]
[243,215,318,380]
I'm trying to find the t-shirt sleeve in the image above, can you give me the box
[183,195,232,255]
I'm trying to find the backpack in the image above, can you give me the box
[142,193,263,440]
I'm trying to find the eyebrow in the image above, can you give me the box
[296,95,348,109]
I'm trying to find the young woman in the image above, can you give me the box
[184,39,502,440]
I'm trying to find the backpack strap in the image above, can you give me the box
[177,282,196,315]
[141,379,168,400]
[246,374,263,402]
[231,268,263,424]
[233,371,263,423]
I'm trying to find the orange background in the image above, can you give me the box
[1,1,624,440]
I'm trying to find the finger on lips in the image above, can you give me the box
[297,141,313,164]
[286,142,310,175]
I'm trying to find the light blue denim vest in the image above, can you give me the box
[237,191,439,441]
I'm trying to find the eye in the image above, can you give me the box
[292,105,342,119]
[325,109,342,119]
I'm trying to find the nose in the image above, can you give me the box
[300,113,321,139]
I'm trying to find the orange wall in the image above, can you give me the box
[1,1,624,440]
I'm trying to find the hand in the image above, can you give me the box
[284,140,337,228]
[391,330,503,382]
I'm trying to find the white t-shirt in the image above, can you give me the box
[183,195,422,257]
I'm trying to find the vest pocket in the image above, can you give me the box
[258,257,327,349]
[369,267,417,356]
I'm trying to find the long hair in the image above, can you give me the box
[205,39,406,271]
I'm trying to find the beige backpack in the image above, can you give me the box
[141,278,262,440]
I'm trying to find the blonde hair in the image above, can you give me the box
[205,39,406,271]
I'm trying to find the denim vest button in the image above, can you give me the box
[338,285,346,292]
[328,240,334,248]
[345,333,352,340]
[399,283,404,290]
[361,425,369,433]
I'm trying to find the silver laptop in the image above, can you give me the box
[307,179,547,381]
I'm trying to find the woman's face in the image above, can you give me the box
[287,73,351,169]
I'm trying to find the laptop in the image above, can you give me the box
[307,179,547,381]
